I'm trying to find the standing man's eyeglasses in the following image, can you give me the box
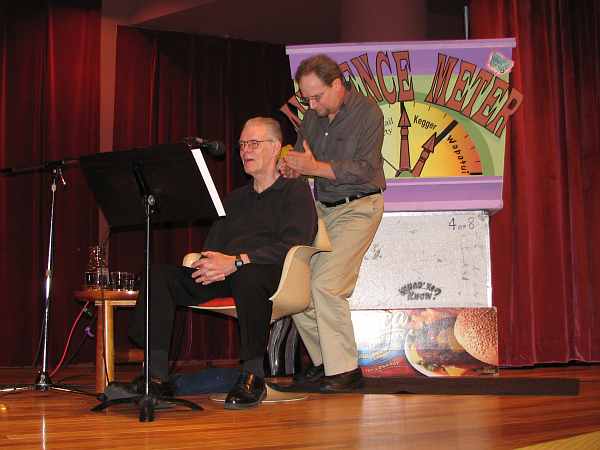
[238,140,273,150]
[297,91,326,108]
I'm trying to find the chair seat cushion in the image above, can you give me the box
[196,297,235,308]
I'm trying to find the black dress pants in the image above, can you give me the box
[129,263,282,380]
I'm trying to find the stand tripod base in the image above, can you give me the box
[0,371,96,396]
[92,394,202,422]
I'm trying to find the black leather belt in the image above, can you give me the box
[319,189,382,208]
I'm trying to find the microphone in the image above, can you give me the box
[183,136,226,157]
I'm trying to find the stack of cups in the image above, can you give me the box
[110,271,135,291]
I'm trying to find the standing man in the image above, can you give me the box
[129,117,317,409]
[280,54,385,392]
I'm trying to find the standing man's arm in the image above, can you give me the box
[281,107,384,184]
[281,139,335,180]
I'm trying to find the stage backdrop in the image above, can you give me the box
[469,0,600,366]
[0,1,100,367]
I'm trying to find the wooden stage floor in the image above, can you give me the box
[0,364,599,449]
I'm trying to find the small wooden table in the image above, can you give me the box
[74,289,141,392]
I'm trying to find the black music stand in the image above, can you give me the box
[79,143,225,421]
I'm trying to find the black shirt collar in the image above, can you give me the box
[248,174,285,196]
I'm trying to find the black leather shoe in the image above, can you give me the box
[319,367,364,393]
[293,364,325,384]
[224,371,266,410]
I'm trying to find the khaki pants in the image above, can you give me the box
[293,194,384,376]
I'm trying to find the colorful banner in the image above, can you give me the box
[284,40,523,211]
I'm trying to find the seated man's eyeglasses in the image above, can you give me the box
[238,140,273,150]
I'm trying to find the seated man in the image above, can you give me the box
[129,117,318,410]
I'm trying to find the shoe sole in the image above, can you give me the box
[319,379,365,393]
[223,389,267,410]
[292,376,324,384]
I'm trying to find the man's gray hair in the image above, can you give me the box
[244,117,282,143]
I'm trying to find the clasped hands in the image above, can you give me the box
[190,251,236,285]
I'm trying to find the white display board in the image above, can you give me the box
[349,211,492,309]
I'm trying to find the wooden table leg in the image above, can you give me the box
[95,300,115,392]
[103,301,115,387]
[95,302,106,393]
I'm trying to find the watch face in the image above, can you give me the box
[235,258,243,268]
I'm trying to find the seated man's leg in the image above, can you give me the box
[129,263,231,381]
[224,263,281,409]
[229,263,281,377]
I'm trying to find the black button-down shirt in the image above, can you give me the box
[203,176,317,266]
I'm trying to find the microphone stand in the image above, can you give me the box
[0,158,95,396]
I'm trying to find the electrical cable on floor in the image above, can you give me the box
[103,333,110,385]
[49,301,90,378]
[55,315,97,383]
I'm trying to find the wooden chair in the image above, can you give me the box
[182,218,331,402]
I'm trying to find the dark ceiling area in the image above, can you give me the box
[137,0,343,45]
[133,0,465,45]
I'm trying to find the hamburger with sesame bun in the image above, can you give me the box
[404,308,498,377]
[454,308,498,366]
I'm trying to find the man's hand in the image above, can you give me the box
[278,158,301,178]
[190,251,236,285]
[282,140,336,180]
[282,140,318,175]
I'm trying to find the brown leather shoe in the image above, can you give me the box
[319,367,364,393]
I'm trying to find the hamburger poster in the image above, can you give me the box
[352,308,499,377]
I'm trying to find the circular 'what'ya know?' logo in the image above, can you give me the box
[399,281,442,301]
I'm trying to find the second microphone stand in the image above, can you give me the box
[0,162,95,397]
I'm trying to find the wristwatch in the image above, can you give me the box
[234,255,244,269]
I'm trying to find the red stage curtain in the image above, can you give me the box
[470,0,600,365]
[109,27,294,364]
[0,1,100,366]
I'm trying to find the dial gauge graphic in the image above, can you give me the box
[382,100,483,178]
